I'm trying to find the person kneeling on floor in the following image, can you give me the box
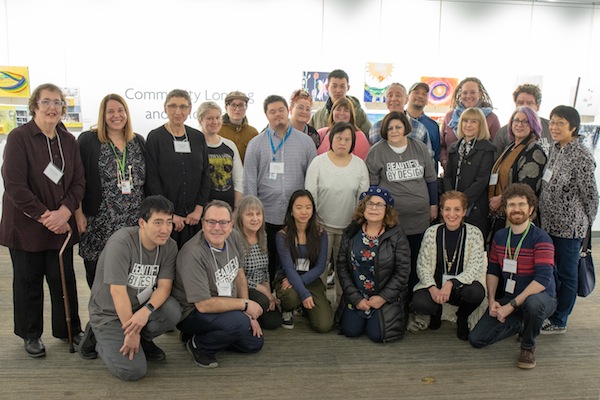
[172,200,264,368]
[469,184,556,369]
[80,195,181,381]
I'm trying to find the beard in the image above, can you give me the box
[508,211,529,225]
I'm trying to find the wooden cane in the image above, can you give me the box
[59,230,74,353]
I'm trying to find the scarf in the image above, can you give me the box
[448,103,494,135]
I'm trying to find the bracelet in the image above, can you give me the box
[243,299,248,312]
[145,303,155,313]
[509,299,518,309]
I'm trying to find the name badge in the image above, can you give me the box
[503,258,517,274]
[121,180,132,194]
[174,140,191,153]
[489,173,498,185]
[296,258,310,272]
[217,281,232,297]
[43,162,64,184]
[542,169,553,182]
[270,162,284,175]
[136,284,154,304]
[505,278,516,294]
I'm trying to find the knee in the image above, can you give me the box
[467,326,488,349]
[160,297,182,327]
[245,336,264,354]
[114,363,147,381]
[312,318,333,334]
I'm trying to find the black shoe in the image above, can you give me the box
[179,331,192,346]
[456,317,469,341]
[79,324,98,360]
[429,313,442,330]
[60,331,84,350]
[186,339,218,368]
[141,339,166,362]
[24,338,46,358]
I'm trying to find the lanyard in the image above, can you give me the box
[268,125,292,161]
[45,131,65,172]
[505,222,531,260]
[110,142,127,177]
[207,240,229,271]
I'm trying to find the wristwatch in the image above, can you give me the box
[509,299,518,309]
[243,299,249,312]
[145,303,155,313]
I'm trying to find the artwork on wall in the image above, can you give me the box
[0,105,29,134]
[364,62,395,103]
[62,87,83,129]
[0,66,30,98]
[302,71,329,103]
[421,77,458,108]
[575,77,600,116]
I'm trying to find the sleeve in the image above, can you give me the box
[415,226,439,290]
[177,245,212,303]
[578,151,599,227]
[357,159,370,199]
[487,112,501,140]
[336,230,365,306]
[439,112,453,170]
[196,136,211,206]
[532,233,556,289]
[1,132,49,220]
[157,240,178,280]
[487,237,502,278]
[144,131,164,196]
[428,120,441,163]
[228,139,244,194]
[355,106,372,135]
[516,144,547,195]
[442,146,456,192]
[243,137,259,196]
[454,225,486,285]
[377,229,411,303]
[365,145,382,186]
[102,234,134,285]
[276,231,310,300]
[63,137,86,214]
[300,230,328,286]
[305,140,318,173]
[304,157,320,205]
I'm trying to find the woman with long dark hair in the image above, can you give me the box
[275,190,332,332]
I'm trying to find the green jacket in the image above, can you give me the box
[309,95,372,134]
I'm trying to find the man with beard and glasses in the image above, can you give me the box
[469,183,556,370]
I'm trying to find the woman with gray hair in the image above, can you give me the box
[197,101,243,210]
[145,89,211,248]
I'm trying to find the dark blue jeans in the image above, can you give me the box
[549,235,582,327]
[340,307,382,343]
[469,292,556,350]
[178,310,264,355]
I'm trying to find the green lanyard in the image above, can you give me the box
[110,142,127,178]
[506,222,531,260]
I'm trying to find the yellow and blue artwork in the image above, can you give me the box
[0,66,30,98]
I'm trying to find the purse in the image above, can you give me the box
[577,228,596,297]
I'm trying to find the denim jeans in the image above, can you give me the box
[550,235,582,327]
[469,292,556,350]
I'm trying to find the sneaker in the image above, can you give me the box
[282,311,294,329]
[79,324,98,360]
[540,323,567,335]
[179,331,192,346]
[186,339,218,368]
[517,347,536,369]
[141,339,166,362]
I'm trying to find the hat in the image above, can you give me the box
[225,91,249,104]
[359,186,395,207]
[409,82,430,93]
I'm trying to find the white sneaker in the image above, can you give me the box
[281,311,294,329]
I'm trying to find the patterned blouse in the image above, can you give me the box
[350,231,378,297]
[244,243,269,289]
[539,137,599,239]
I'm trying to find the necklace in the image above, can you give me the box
[443,225,464,273]
[363,223,384,240]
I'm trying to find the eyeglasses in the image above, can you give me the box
[228,103,247,110]
[549,120,568,128]
[365,201,386,210]
[37,99,65,109]
[166,104,191,111]
[203,219,231,228]
[294,105,311,113]
[506,202,530,209]
[511,118,530,126]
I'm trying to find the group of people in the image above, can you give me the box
[0,69,597,380]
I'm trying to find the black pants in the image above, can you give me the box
[84,259,98,289]
[10,247,82,340]
[411,281,485,320]
[265,223,284,286]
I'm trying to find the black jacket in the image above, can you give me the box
[337,221,411,342]
[443,139,496,237]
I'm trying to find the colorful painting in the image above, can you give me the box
[0,105,17,134]
[302,71,329,102]
[0,66,30,98]
[421,77,458,107]
[62,87,83,129]
[364,62,395,103]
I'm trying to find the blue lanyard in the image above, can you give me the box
[268,125,292,161]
